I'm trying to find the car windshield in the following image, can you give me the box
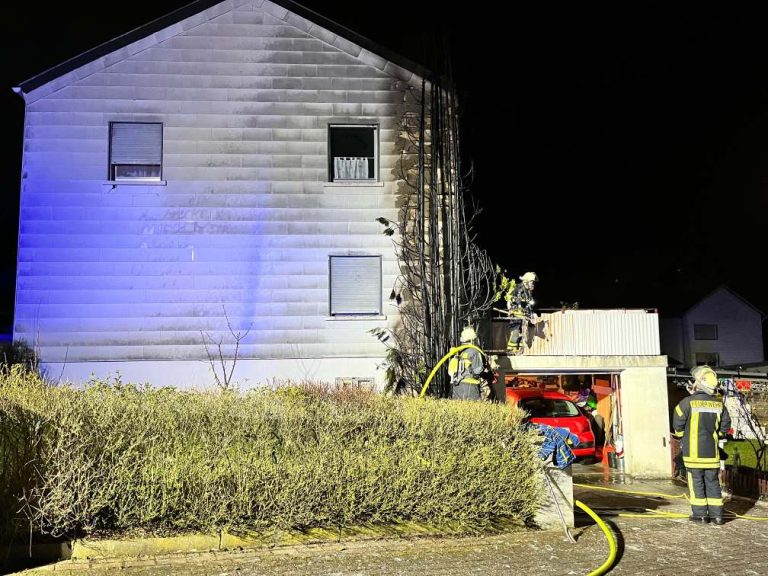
[520,398,580,418]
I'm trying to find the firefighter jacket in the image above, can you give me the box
[452,345,485,385]
[508,284,534,319]
[672,391,731,469]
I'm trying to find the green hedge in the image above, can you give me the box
[0,367,543,538]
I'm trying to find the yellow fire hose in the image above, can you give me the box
[574,499,618,576]
[419,349,620,574]
[573,482,768,576]
[419,351,766,576]
[546,471,768,574]
[574,483,768,520]
[565,482,768,576]
[570,481,768,574]
[419,344,478,398]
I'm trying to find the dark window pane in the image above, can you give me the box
[328,125,377,181]
[113,164,161,180]
[330,126,374,157]
[695,352,719,366]
[694,324,718,340]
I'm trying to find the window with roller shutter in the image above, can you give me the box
[109,122,163,181]
[329,255,382,316]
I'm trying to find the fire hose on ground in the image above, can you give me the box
[419,349,767,575]
[571,482,768,575]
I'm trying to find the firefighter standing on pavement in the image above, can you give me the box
[672,365,732,525]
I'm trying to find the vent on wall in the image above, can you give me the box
[335,377,375,387]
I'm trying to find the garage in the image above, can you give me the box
[488,309,670,477]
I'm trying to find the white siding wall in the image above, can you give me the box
[15,0,413,385]
[683,288,764,367]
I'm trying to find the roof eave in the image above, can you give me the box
[684,285,766,319]
[13,0,434,96]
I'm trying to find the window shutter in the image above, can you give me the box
[330,256,381,315]
[111,123,162,164]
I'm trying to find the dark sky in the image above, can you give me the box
[4,1,768,330]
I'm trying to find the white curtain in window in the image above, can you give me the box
[334,156,369,180]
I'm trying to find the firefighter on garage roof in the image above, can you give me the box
[672,365,732,525]
[507,271,537,353]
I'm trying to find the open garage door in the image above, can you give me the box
[502,371,625,469]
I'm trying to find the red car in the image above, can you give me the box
[506,387,596,460]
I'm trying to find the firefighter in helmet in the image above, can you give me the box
[450,326,486,400]
[672,365,732,525]
[507,271,537,353]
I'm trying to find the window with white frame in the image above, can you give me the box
[694,324,718,340]
[328,124,378,182]
[329,255,382,315]
[109,122,163,181]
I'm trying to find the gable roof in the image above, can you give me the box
[657,282,766,319]
[685,285,766,319]
[13,0,430,99]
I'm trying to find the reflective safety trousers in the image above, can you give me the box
[673,391,731,469]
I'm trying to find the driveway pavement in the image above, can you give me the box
[11,463,768,575]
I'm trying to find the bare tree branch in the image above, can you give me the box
[201,305,252,390]
[374,77,499,397]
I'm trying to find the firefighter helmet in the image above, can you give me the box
[520,272,538,284]
[460,326,477,343]
[691,365,718,395]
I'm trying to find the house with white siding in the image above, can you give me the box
[659,286,765,369]
[11,0,679,477]
[12,0,430,388]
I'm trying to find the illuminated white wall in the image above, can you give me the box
[15,0,418,387]
[682,287,764,368]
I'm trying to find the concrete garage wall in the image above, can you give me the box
[618,366,672,478]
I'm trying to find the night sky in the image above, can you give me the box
[3,1,768,332]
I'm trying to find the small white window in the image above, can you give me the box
[109,122,163,181]
[329,255,382,315]
[328,124,378,182]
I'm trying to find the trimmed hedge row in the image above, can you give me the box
[0,367,543,538]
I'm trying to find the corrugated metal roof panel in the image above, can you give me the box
[524,309,660,356]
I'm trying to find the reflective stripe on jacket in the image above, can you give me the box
[672,391,731,469]
[457,345,485,385]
